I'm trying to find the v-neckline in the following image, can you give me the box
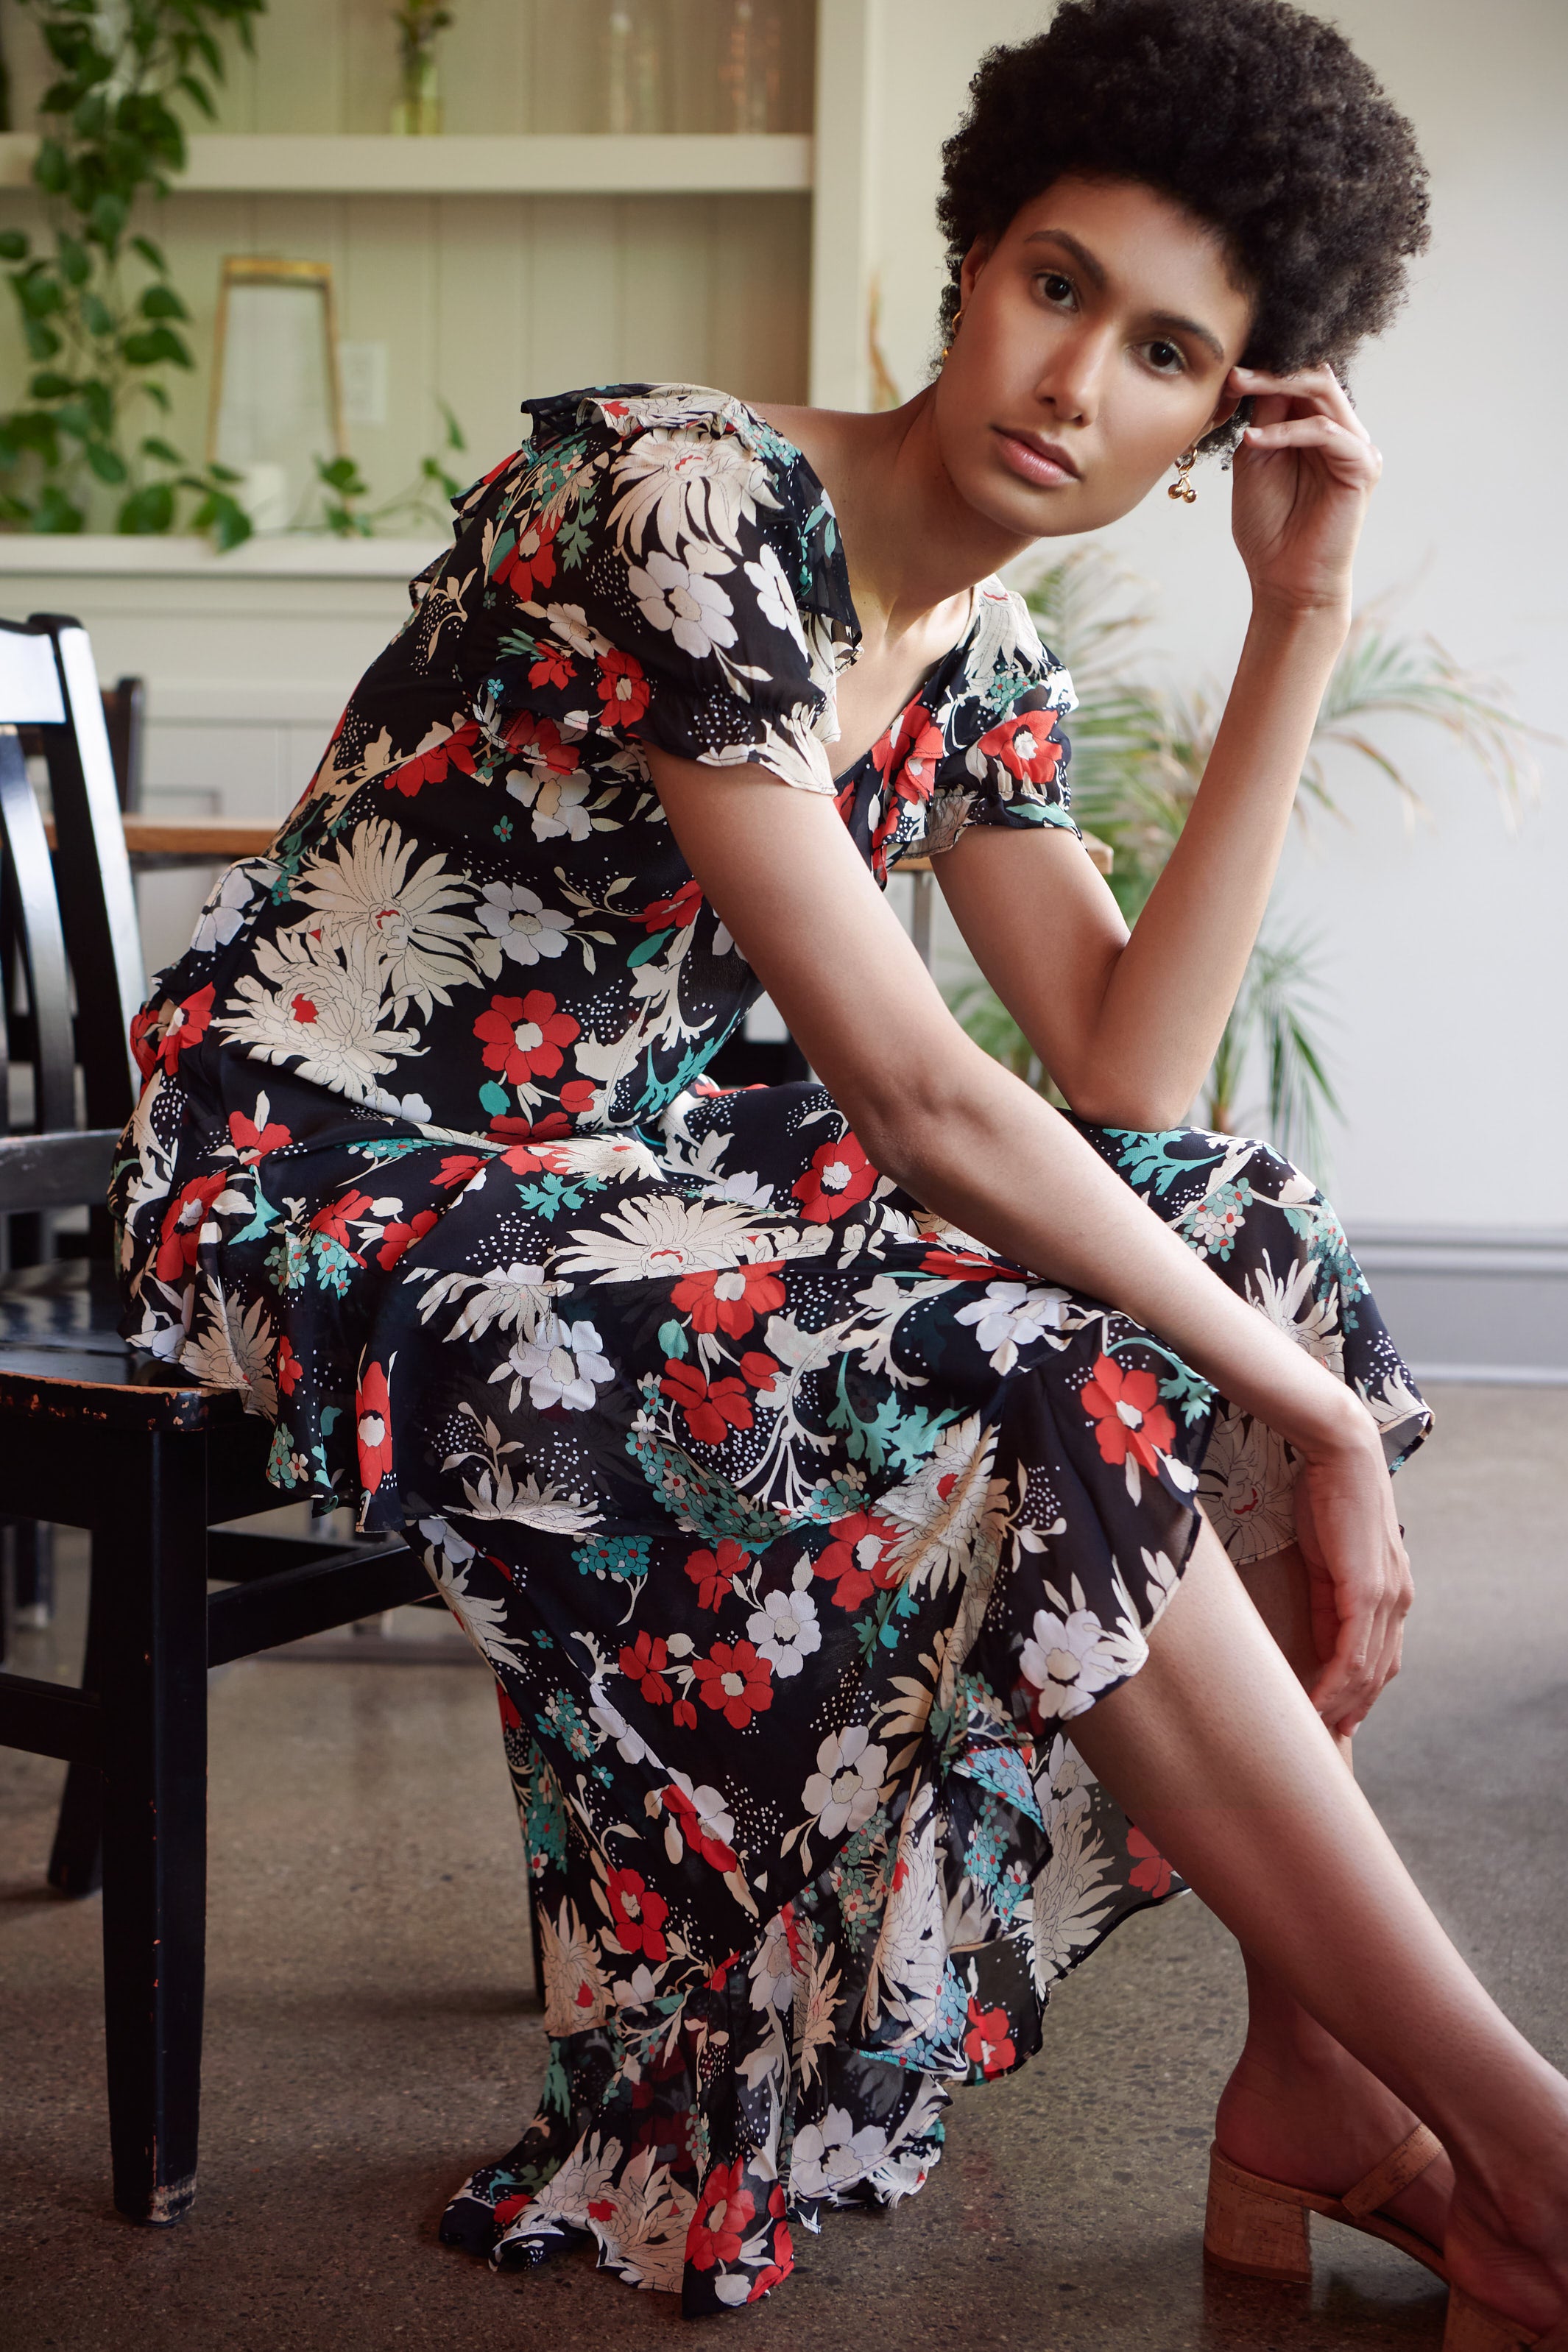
[735,398,981,789]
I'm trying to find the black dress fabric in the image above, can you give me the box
[113,385,1430,2315]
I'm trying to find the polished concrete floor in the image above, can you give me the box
[2,1385,1564,2352]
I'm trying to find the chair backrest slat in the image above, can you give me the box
[26,616,145,1128]
[0,1128,117,1215]
[0,624,67,729]
[0,729,77,1136]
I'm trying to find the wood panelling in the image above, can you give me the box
[0,2,813,521]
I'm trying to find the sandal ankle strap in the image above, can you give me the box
[1341,2123,1444,2219]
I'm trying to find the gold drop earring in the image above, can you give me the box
[942,306,964,363]
[1168,446,1198,503]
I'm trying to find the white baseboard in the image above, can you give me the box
[1349,1227,1568,1385]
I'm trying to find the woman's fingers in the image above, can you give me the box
[1240,414,1383,486]
[1229,361,1370,443]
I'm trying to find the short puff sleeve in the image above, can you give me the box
[920,582,1078,857]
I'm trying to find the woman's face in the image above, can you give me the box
[936,174,1256,538]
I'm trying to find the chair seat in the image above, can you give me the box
[0,1260,249,1430]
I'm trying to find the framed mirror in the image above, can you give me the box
[207,258,345,534]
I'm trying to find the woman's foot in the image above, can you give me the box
[1441,2136,1568,2341]
[1215,2030,1453,2256]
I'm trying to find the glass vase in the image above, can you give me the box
[717,0,782,135]
[601,0,666,135]
[392,52,443,136]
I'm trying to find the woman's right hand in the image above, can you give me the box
[1292,1413,1413,1737]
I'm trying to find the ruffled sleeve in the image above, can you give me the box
[481,386,858,797]
[918,582,1078,858]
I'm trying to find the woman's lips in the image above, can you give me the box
[994,429,1080,488]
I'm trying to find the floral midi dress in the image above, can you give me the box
[113,384,1431,2317]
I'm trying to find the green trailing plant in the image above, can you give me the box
[314,398,468,537]
[947,551,1545,1176]
[0,0,266,541]
[392,0,452,135]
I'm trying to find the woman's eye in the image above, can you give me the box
[1144,339,1185,375]
[1038,272,1075,308]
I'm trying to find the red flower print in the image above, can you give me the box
[275,1334,302,1397]
[660,1360,754,1447]
[670,1261,785,1339]
[529,643,572,691]
[637,876,704,935]
[308,1187,375,1259]
[874,701,944,802]
[746,2182,796,2299]
[228,1104,292,1162]
[977,707,1064,788]
[962,1996,1017,2077]
[356,1361,394,1494]
[739,1349,780,1390]
[492,2192,532,2228]
[693,1639,773,1729]
[487,1079,594,1145]
[493,512,559,601]
[618,1629,673,1705]
[152,983,215,1075]
[791,1132,878,1223]
[660,1782,738,1871]
[1080,1353,1177,1477]
[473,990,581,1085]
[505,711,579,777]
[129,1002,160,1079]
[685,1539,746,1610]
[497,1684,523,1733]
[814,1508,900,1611]
[1127,1825,1173,1899]
[922,1245,1024,1282]
[686,2161,755,2272]
[153,1171,227,1283]
[596,646,651,727]
[431,1152,487,1190]
[607,1865,669,1961]
[385,717,481,799]
[495,1139,573,1176]
[674,1698,697,1730]
[376,1207,438,1270]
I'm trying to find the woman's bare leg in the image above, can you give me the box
[1069,1522,1568,2334]
[1221,1542,1453,2250]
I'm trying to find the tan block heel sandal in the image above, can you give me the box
[1204,2122,1448,2286]
[1205,2126,1549,2348]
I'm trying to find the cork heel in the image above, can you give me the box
[1203,2146,1313,2284]
[1442,2290,1539,2351]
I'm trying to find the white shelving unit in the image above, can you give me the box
[0,131,813,197]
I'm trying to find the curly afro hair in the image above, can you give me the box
[936,0,1430,450]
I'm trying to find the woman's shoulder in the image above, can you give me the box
[955,578,1077,721]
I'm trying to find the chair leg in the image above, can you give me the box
[49,1536,110,1896]
[12,1519,54,1626]
[97,1433,210,2225]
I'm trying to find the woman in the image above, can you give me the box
[114,0,1568,2337]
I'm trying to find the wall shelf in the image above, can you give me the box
[0,131,813,198]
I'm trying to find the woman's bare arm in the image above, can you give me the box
[935,598,1346,1129]
[647,749,1410,1734]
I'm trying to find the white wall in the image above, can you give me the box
[866,0,1567,1234]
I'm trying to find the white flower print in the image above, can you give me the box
[626,545,738,662]
[475,878,574,966]
[746,1561,821,1679]
[588,1681,651,1767]
[554,1191,764,1285]
[1030,1801,1117,1990]
[539,1897,612,2033]
[1198,1405,1297,1563]
[179,1280,277,1419]
[953,1279,1070,1372]
[660,1771,736,1866]
[415,1514,476,1569]
[1245,1248,1346,1382]
[217,928,422,1101]
[747,1911,797,2012]
[504,1315,615,1412]
[791,2105,889,2202]
[293,818,488,1011]
[424,1548,532,1674]
[193,860,270,953]
[606,420,781,559]
[801,1724,886,1839]
[1019,1600,1123,1720]
[505,763,593,841]
[742,539,810,655]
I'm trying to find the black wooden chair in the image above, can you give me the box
[0,612,445,2227]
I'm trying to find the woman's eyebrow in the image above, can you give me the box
[1022,229,1226,364]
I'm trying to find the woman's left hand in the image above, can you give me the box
[1227,364,1382,619]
